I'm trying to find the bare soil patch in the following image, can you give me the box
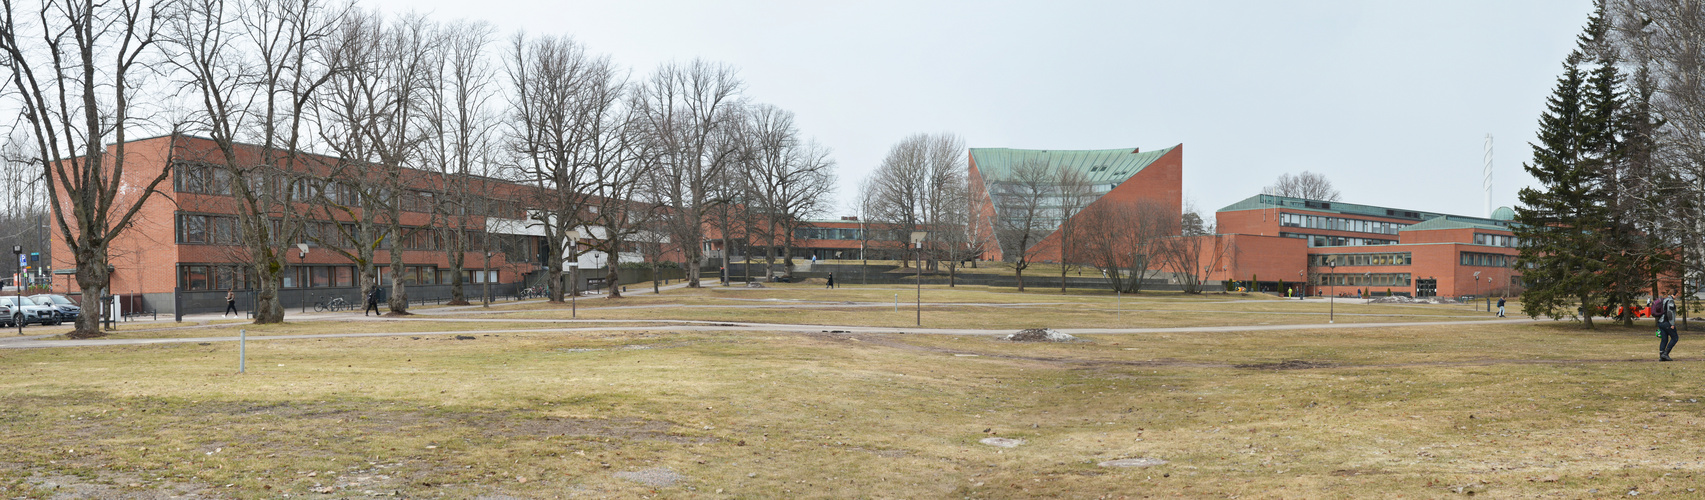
[1234,359,1334,370]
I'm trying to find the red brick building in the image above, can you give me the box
[49,135,596,313]
[1203,194,1521,297]
[968,146,1183,262]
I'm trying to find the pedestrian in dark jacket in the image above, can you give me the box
[365,286,381,316]
[826,273,835,289]
[1496,296,1506,317]
[1657,294,1679,361]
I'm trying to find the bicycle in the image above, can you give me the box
[314,296,348,313]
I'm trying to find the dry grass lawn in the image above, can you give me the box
[0,285,1693,498]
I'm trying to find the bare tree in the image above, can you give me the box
[1076,200,1175,293]
[989,158,1053,292]
[422,19,496,306]
[1263,171,1341,201]
[1161,206,1220,294]
[165,0,340,324]
[579,79,653,299]
[864,133,963,278]
[742,104,835,279]
[310,10,434,315]
[505,33,619,302]
[0,0,174,337]
[1054,165,1094,292]
[632,59,744,288]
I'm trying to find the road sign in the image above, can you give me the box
[17,254,25,267]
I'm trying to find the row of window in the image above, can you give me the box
[1282,232,1398,247]
[1472,233,1519,247]
[1309,252,1413,267]
[177,212,493,252]
[175,162,518,217]
[1314,273,1412,287]
[1460,252,1515,268]
[178,264,501,291]
[795,227,864,241]
[1280,213,1409,235]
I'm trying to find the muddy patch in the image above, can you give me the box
[1235,360,1334,370]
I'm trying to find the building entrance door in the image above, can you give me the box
[1416,279,1437,297]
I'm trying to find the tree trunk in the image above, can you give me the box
[651,262,660,294]
[387,245,409,315]
[255,277,284,324]
[1015,266,1025,292]
[68,260,107,338]
[606,266,622,298]
[447,232,468,305]
[547,254,565,302]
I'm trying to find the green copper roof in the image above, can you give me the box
[1399,216,1510,232]
[969,146,1174,187]
[1217,194,1512,228]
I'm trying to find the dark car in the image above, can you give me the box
[28,294,80,323]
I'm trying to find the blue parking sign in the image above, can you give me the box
[16,254,23,268]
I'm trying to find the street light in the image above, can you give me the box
[568,262,578,318]
[1328,260,1336,323]
[1473,271,1482,312]
[12,245,20,335]
[911,231,927,327]
[483,251,493,308]
[297,243,309,314]
[1298,270,1305,300]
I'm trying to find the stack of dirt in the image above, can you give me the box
[799,277,828,285]
[1006,328,1079,342]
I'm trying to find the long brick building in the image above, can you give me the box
[50,135,662,314]
[1200,194,1521,298]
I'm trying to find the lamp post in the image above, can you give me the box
[297,243,308,314]
[1298,270,1304,300]
[1328,260,1336,323]
[12,245,20,335]
[568,262,578,318]
[1472,271,1482,311]
[483,251,492,308]
[911,231,927,327]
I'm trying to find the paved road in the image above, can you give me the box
[0,315,1548,350]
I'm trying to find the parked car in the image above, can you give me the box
[28,294,80,323]
[0,296,57,326]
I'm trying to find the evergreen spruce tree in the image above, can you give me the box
[1514,3,1627,327]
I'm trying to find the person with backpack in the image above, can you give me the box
[1656,294,1679,361]
[365,284,382,317]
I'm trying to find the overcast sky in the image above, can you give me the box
[365,0,1596,220]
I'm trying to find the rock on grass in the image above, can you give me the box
[1006,328,1078,342]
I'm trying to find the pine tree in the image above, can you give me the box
[1514,3,1627,327]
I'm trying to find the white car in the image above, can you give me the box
[0,296,58,326]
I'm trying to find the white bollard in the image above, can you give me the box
[239,329,246,373]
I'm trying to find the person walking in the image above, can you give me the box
[365,285,381,317]
[1496,296,1506,317]
[223,289,238,318]
[1657,293,1679,361]
[826,273,835,289]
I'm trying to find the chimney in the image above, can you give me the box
[1131,148,1141,154]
